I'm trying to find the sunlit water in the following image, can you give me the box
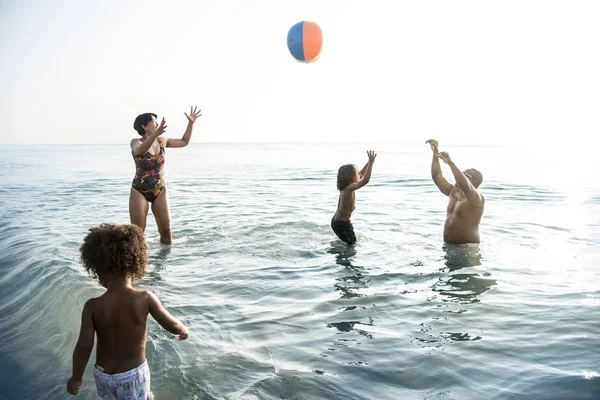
[0,143,598,399]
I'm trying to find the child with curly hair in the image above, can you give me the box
[66,223,188,399]
[331,150,377,245]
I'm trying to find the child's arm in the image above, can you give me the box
[346,150,377,191]
[358,161,369,178]
[147,291,189,340]
[66,300,96,395]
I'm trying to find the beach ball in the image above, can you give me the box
[287,21,323,63]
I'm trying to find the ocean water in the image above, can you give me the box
[0,142,598,400]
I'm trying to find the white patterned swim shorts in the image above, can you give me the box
[93,360,152,400]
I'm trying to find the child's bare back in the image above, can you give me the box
[90,284,186,374]
[88,287,148,374]
[67,224,188,398]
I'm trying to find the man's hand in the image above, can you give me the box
[66,377,82,395]
[185,106,202,124]
[367,150,377,163]
[425,139,439,154]
[437,151,452,165]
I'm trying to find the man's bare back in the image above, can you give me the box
[426,139,485,244]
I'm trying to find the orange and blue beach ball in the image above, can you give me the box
[287,21,323,63]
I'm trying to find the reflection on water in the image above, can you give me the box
[334,272,368,300]
[432,244,497,304]
[443,332,481,341]
[327,244,369,300]
[414,244,498,347]
[327,319,374,339]
[325,242,499,351]
[327,242,356,267]
[326,244,375,352]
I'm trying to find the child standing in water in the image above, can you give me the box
[331,150,377,245]
[66,224,189,399]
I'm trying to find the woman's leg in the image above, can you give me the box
[129,188,149,231]
[151,187,172,245]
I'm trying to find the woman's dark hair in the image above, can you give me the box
[133,113,157,136]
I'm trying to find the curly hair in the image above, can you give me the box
[337,164,358,191]
[80,224,148,280]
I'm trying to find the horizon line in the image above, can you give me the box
[0,141,513,147]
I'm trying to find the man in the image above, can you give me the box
[426,139,485,244]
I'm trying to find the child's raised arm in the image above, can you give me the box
[346,150,377,191]
[66,300,96,395]
[147,291,189,340]
[359,160,369,179]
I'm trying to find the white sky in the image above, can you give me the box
[0,0,599,147]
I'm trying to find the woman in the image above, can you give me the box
[130,106,201,244]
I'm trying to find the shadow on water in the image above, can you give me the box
[431,244,497,305]
[144,246,171,286]
[0,348,69,400]
[0,350,31,399]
